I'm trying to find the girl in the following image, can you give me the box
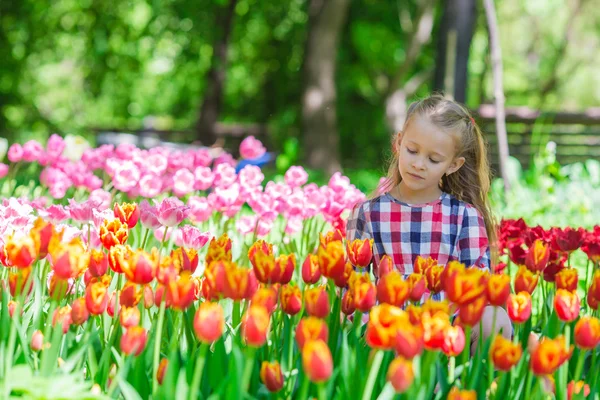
[346,94,511,351]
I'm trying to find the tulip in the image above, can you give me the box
[441,325,466,357]
[260,361,284,392]
[555,227,585,253]
[350,272,377,313]
[8,267,33,298]
[31,330,44,352]
[490,334,522,371]
[88,249,108,277]
[574,316,600,350]
[530,335,573,375]
[304,286,330,318]
[514,265,539,295]
[567,381,590,400]
[377,254,394,277]
[2,234,37,268]
[252,286,278,314]
[421,309,451,350]
[71,297,89,325]
[155,197,189,227]
[387,357,414,393]
[413,255,437,274]
[341,290,355,315]
[377,271,409,307]
[554,289,580,322]
[49,237,90,280]
[122,248,158,285]
[85,281,109,315]
[525,239,549,273]
[302,339,333,383]
[394,324,424,359]
[365,304,407,349]
[193,302,224,343]
[99,219,129,250]
[507,292,532,324]
[302,254,321,284]
[334,261,354,288]
[108,244,132,274]
[555,268,578,292]
[317,240,345,283]
[120,306,141,328]
[222,264,253,301]
[242,305,270,347]
[120,282,142,307]
[407,273,426,302]
[114,202,140,229]
[445,266,488,306]
[447,387,477,400]
[276,254,296,285]
[120,326,148,356]
[206,234,233,265]
[280,284,302,316]
[458,295,487,326]
[424,265,444,294]
[157,358,168,385]
[295,317,328,351]
[486,273,511,306]
[171,247,199,274]
[319,230,344,247]
[52,305,72,334]
[346,238,373,268]
[406,304,423,325]
[29,217,54,259]
[248,240,277,284]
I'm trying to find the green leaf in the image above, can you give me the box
[119,380,144,400]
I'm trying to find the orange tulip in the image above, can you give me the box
[50,239,90,280]
[260,361,284,393]
[365,304,407,349]
[120,281,142,307]
[407,273,426,302]
[406,305,423,325]
[205,233,232,266]
[346,238,374,268]
[88,249,108,277]
[108,244,132,274]
[554,289,580,322]
[295,317,328,351]
[121,248,158,285]
[490,334,522,371]
[302,339,333,383]
[8,267,33,298]
[120,306,141,328]
[280,284,302,316]
[507,292,532,324]
[242,305,270,347]
[350,271,377,312]
[574,316,600,350]
[304,286,330,318]
[514,265,539,295]
[387,357,414,393]
[447,387,477,400]
[377,254,394,277]
[377,271,409,307]
[157,358,168,385]
[193,302,224,343]
[29,217,54,259]
[530,335,572,375]
[252,286,278,314]
[48,274,69,301]
[319,230,344,247]
[441,325,466,356]
[317,240,346,283]
[52,305,72,334]
[120,326,147,356]
[302,254,321,284]
[555,268,578,293]
[525,240,549,273]
[85,281,109,315]
[458,295,488,326]
[223,264,253,301]
[171,247,199,274]
[166,273,196,310]
[99,218,129,250]
[248,240,277,284]
[275,254,296,285]
[414,256,437,275]
[486,273,511,307]
[2,234,37,268]
[114,202,140,229]
[30,330,44,352]
[334,261,354,288]
[440,261,465,289]
[71,297,89,325]
[394,324,424,359]
[341,290,355,315]
[424,265,444,294]
[567,381,590,400]
[422,309,451,350]
[446,266,488,306]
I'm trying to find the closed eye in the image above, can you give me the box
[406,148,417,154]
[429,158,440,164]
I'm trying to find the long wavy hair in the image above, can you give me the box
[377,94,498,265]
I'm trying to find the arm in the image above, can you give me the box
[457,205,490,270]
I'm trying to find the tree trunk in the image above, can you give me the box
[301,0,350,176]
[483,0,510,191]
[196,0,239,146]
[433,0,476,102]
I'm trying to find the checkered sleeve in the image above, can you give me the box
[345,202,372,242]
[457,205,490,270]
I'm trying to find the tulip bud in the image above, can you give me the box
[302,254,321,284]
[525,239,549,273]
[377,271,409,307]
[317,240,345,283]
[424,265,444,294]
[414,256,437,275]
[490,334,522,371]
[88,249,108,277]
[441,325,465,357]
[555,268,578,293]
[252,286,278,314]
[31,330,44,352]
[486,274,511,307]
[114,202,140,229]
[514,265,539,295]
[346,238,373,268]
[120,306,141,328]
[554,289,580,322]
[242,305,270,347]
[280,284,302,316]
[365,304,407,349]
[567,381,590,400]
[304,286,330,318]
[458,295,487,326]
[275,254,296,285]
[295,317,328,351]
[52,305,72,334]
[248,240,276,284]
[193,302,224,343]
[302,339,333,383]
[341,290,355,315]
[86,281,109,315]
[377,254,394,277]
[507,292,532,324]
[99,219,129,250]
[157,358,168,385]
[387,357,414,393]
[446,267,488,306]
[260,361,284,393]
[530,335,573,376]
[407,273,426,302]
[120,326,148,356]
[71,297,89,325]
[574,316,600,350]
[394,325,424,359]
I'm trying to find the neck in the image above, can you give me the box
[392,182,442,204]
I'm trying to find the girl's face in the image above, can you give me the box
[396,116,465,193]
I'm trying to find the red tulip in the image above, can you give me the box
[260,361,284,393]
[554,289,580,322]
[302,339,333,383]
[507,292,532,324]
[346,238,374,268]
[302,254,321,284]
[242,305,270,347]
[193,302,224,343]
[120,326,148,356]
[387,357,414,393]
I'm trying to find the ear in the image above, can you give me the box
[446,156,465,176]
[393,132,403,154]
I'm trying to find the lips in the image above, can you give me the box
[407,173,424,180]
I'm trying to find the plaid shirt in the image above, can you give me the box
[346,192,490,277]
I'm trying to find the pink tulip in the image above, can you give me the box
[285,166,308,188]
[68,199,102,222]
[328,172,351,194]
[285,217,303,235]
[187,196,212,223]
[46,134,66,160]
[89,189,112,210]
[139,173,163,198]
[193,148,213,168]
[140,200,161,229]
[239,136,266,160]
[193,166,214,191]
[213,163,237,188]
[0,163,8,179]
[238,165,264,188]
[22,140,44,162]
[40,204,70,224]
[176,225,210,249]
[145,153,168,176]
[154,226,172,242]
[7,143,23,163]
[173,169,195,197]
[113,161,140,193]
[155,197,189,227]
[236,215,258,236]
[213,152,236,167]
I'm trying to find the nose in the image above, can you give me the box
[412,157,426,170]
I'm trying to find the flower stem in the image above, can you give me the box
[189,343,209,400]
[241,347,257,393]
[152,298,167,395]
[361,350,384,400]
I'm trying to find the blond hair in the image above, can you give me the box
[377,94,498,265]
